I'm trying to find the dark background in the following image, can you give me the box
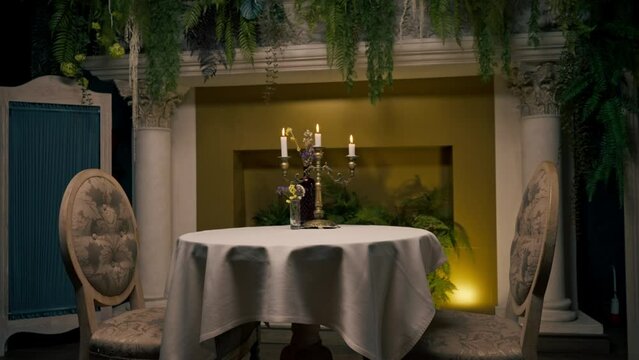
[0,0,133,199]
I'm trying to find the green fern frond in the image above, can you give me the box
[528,0,540,46]
[51,0,85,64]
[143,0,183,101]
[363,0,395,103]
[213,3,237,67]
[428,262,457,308]
[240,0,264,20]
[252,200,289,226]
[238,17,257,64]
[224,15,236,67]
[184,1,210,30]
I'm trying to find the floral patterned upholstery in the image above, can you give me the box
[403,162,558,360]
[90,307,165,359]
[61,169,260,360]
[70,175,137,296]
[509,166,552,307]
[404,310,522,360]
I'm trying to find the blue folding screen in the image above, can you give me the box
[8,101,101,319]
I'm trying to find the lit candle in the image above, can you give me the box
[348,134,356,156]
[280,128,288,157]
[314,124,322,147]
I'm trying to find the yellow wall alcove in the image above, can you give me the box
[195,76,497,312]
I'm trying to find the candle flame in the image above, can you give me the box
[349,134,353,143]
[282,128,285,136]
[316,124,320,133]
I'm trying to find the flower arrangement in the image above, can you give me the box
[284,127,315,169]
[277,182,306,229]
[277,183,306,204]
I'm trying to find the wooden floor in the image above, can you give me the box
[0,325,628,360]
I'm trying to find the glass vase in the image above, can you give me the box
[289,199,302,229]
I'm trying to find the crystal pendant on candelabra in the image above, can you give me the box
[289,199,302,229]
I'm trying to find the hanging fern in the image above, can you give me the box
[296,0,360,89]
[50,0,135,90]
[258,0,292,101]
[554,0,639,202]
[362,0,395,103]
[239,16,258,64]
[50,0,87,65]
[142,0,183,102]
[427,0,463,45]
[184,5,227,81]
[528,0,540,46]
[295,0,396,103]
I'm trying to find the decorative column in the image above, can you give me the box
[116,80,183,303]
[510,62,577,323]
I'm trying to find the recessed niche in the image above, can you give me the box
[196,76,497,311]
[237,146,453,227]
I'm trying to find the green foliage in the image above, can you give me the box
[143,0,184,101]
[296,0,359,89]
[259,0,293,101]
[185,0,266,72]
[240,0,264,20]
[428,262,456,307]
[252,175,470,308]
[295,0,396,103]
[50,0,89,65]
[184,5,226,81]
[362,0,395,103]
[527,0,540,46]
[48,0,638,205]
[554,0,639,202]
[425,0,517,80]
[427,0,462,45]
[252,200,289,226]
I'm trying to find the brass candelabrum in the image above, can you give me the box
[279,147,358,228]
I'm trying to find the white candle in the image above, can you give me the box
[314,124,322,147]
[348,134,356,156]
[280,128,288,157]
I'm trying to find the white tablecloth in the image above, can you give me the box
[159,225,446,360]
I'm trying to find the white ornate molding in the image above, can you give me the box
[84,32,564,87]
[510,62,560,116]
[114,79,185,129]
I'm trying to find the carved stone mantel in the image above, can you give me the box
[87,32,566,87]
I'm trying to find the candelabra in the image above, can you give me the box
[279,147,358,229]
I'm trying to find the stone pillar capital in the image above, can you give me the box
[509,62,560,117]
[114,79,188,129]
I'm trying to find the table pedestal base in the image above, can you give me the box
[280,323,333,360]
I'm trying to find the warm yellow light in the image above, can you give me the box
[281,128,285,136]
[349,134,353,143]
[450,283,478,306]
[316,123,320,133]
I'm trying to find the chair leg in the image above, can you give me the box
[249,340,260,360]
[249,324,260,360]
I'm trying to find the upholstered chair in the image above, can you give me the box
[59,169,259,360]
[403,161,559,360]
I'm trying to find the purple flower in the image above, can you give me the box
[276,185,289,196]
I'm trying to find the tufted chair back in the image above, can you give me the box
[506,161,559,358]
[403,161,559,360]
[59,169,164,360]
